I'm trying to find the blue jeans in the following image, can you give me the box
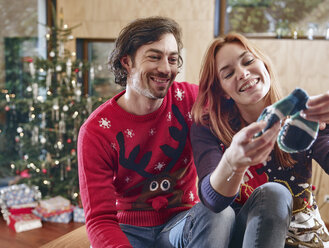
[229,182,293,248]
[120,202,235,248]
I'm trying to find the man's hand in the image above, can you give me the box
[301,91,329,125]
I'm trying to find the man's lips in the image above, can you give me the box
[150,76,170,85]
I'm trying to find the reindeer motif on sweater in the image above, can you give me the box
[117,104,194,211]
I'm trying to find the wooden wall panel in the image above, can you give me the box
[312,162,329,224]
[58,0,329,224]
[57,0,215,84]
[251,39,329,96]
[253,39,329,224]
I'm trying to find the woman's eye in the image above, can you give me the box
[244,59,254,65]
[224,72,233,79]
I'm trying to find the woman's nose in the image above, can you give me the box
[237,66,250,80]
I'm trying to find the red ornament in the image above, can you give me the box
[311,185,316,191]
[22,56,33,63]
[67,138,72,144]
[5,105,10,111]
[20,169,31,178]
[42,169,47,174]
[74,68,79,73]
[71,149,76,156]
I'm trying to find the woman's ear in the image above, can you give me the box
[224,94,231,100]
[120,55,132,72]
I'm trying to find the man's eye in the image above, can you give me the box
[169,57,178,64]
[149,56,160,60]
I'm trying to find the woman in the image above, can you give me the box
[191,32,329,248]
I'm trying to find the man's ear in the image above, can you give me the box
[120,55,132,72]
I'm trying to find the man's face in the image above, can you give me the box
[124,33,179,99]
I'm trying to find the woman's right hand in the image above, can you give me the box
[224,120,281,172]
[210,120,281,197]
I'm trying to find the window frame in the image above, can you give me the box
[215,0,329,39]
[76,38,117,96]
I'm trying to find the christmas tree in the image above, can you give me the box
[0,10,106,204]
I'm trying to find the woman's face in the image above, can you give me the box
[215,42,271,109]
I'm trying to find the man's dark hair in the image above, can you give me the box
[108,16,183,86]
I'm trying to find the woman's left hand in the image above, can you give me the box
[301,91,329,124]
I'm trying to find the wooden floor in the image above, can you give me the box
[0,215,84,248]
[1,213,328,248]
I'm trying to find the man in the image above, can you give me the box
[78,16,235,248]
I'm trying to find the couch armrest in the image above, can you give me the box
[40,225,90,248]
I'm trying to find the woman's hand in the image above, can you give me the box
[301,91,329,125]
[225,120,280,172]
[210,120,280,197]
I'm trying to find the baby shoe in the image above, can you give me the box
[255,88,309,137]
[255,88,319,153]
[277,111,319,153]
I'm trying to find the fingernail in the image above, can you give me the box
[300,111,306,118]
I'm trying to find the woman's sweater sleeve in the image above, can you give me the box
[190,123,236,213]
[312,125,329,174]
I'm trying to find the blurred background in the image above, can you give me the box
[0,0,328,224]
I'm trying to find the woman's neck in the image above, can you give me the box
[238,99,268,124]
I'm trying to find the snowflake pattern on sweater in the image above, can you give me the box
[78,82,200,248]
[191,123,329,248]
[78,82,199,225]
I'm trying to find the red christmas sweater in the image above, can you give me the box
[78,82,200,248]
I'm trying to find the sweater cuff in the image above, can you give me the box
[200,174,237,213]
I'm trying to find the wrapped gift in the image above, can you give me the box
[8,213,42,233]
[33,205,72,218]
[9,207,34,215]
[1,207,10,223]
[0,184,41,207]
[39,196,70,212]
[33,208,73,223]
[1,202,38,223]
[73,206,85,223]
[8,201,38,215]
[10,202,38,209]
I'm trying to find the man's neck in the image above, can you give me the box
[117,88,164,115]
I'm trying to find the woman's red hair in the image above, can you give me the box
[192,32,294,167]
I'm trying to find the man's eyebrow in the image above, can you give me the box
[219,50,249,72]
[145,48,179,56]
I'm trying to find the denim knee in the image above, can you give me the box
[212,206,235,229]
[256,182,293,221]
[198,203,236,233]
[192,204,235,247]
[259,182,292,206]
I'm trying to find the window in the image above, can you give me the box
[0,0,47,91]
[216,0,329,39]
[76,39,124,98]
[0,0,47,175]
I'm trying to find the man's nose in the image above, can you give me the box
[158,59,171,75]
